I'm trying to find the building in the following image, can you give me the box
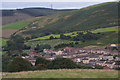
[82,58,90,64]
[102,54,114,60]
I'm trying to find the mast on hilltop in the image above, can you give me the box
[51,4,53,9]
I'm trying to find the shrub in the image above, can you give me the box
[49,58,77,69]
[35,57,50,66]
[7,57,32,72]
[35,64,47,70]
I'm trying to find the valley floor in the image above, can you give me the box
[2,69,119,78]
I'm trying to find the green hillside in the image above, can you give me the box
[2,8,73,17]
[28,27,118,41]
[25,31,118,49]
[3,69,118,78]
[2,20,29,30]
[22,2,119,37]
[2,7,73,25]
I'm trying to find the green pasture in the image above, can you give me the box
[2,21,29,30]
[28,27,118,42]
[3,69,118,78]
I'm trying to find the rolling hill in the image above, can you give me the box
[20,2,119,37]
[2,8,73,25]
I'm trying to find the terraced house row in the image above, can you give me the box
[21,44,120,69]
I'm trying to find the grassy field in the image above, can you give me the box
[91,26,118,33]
[2,21,29,30]
[0,38,8,46]
[2,69,119,78]
[21,2,118,37]
[26,39,79,49]
[28,27,118,42]
[74,31,118,48]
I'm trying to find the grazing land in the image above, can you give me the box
[2,69,119,78]
[2,21,29,30]
[26,39,78,49]
[28,26,118,42]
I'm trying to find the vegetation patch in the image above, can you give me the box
[3,69,118,78]
[28,27,117,42]
[2,21,29,30]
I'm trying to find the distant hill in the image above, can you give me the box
[2,8,73,25]
[22,2,119,37]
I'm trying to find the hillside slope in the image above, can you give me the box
[2,8,73,25]
[22,2,119,37]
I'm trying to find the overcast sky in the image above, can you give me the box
[1,0,117,2]
[1,0,117,10]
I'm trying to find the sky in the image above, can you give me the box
[1,0,117,10]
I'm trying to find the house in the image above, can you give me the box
[102,54,113,60]
[54,50,63,55]
[115,56,120,61]
[89,60,96,65]
[104,61,115,69]
[98,54,103,60]
[32,26,37,29]
[89,55,99,61]
[114,61,120,68]
[104,66,111,69]
[105,44,117,50]
[82,58,90,64]
[96,61,106,66]
[46,57,55,60]
[64,47,75,53]
[25,57,36,66]
[112,49,119,55]
[72,57,81,63]
[79,53,88,56]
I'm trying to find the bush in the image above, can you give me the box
[35,64,47,70]
[35,57,50,66]
[95,65,104,69]
[49,36,54,40]
[7,57,32,72]
[49,58,77,69]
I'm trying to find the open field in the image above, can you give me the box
[0,38,8,46]
[2,69,119,78]
[28,27,118,42]
[2,20,30,38]
[74,31,118,48]
[91,26,118,33]
[25,27,118,49]
[2,30,17,38]
[26,39,79,49]
[2,21,29,30]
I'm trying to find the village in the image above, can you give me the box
[22,44,120,69]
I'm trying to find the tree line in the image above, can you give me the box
[7,57,105,72]
[59,32,103,42]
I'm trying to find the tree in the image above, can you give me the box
[60,34,66,39]
[34,44,51,52]
[35,57,50,66]
[25,37,30,41]
[24,45,31,50]
[49,58,77,69]
[75,42,79,45]
[49,36,54,40]
[35,64,47,70]
[95,65,104,69]
[7,57,32,72]
[4,35,25,51]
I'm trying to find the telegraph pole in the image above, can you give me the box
[51,4,53,9]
